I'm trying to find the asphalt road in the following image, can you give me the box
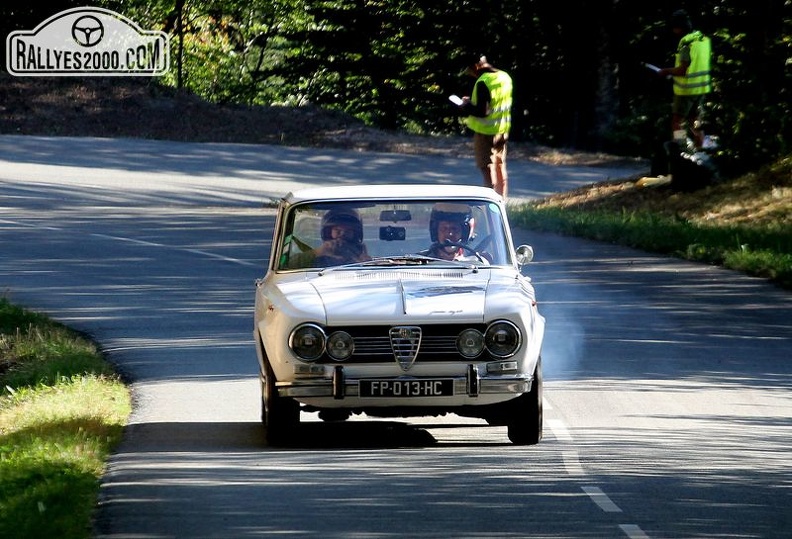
[1,134,790,538]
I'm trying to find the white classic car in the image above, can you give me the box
[254,184,545,445]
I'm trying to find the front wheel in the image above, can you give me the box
[506,357,543,445]
[261,361,300,446]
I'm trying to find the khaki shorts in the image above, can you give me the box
[474,132,508,176]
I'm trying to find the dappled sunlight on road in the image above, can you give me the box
[0,134,645,207]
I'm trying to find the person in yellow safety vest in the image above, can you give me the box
[658,10,712,149]
[457,54,513,199]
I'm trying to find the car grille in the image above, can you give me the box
[320,324,488,363]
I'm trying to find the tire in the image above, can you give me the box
[507,356,543,445]
[261,359,300,446]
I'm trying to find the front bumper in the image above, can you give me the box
[277,364,533,399]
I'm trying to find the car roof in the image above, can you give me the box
[282,184,503,205]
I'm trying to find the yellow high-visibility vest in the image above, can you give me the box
[466,71,512,135]
[673,30,712,96]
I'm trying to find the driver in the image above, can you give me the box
[422,203,477,261]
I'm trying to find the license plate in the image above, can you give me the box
[360,379,454,398]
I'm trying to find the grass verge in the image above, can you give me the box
[0,298,130,539]
[509,155,792,291]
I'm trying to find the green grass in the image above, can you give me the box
[0,298,130,539]
[511,207,792,288]
[509,155,792,290]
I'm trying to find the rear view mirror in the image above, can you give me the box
[380,210,411,222]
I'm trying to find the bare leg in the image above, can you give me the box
[480,168,493,189]
[491,134,508,199]
[491,157,508,199]
[474,133,494,188]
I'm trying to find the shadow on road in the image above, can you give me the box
[121,418,521,452]
[123,420,439,452]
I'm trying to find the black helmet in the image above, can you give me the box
[429,203,472,243]
[670,9,692,32]
[321,207,363,242]
[464,52,487,67]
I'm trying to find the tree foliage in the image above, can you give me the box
[1,0,789,174]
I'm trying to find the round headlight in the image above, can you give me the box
[326,331,354,361]
[485,320,521,358]
[456,328,484,358]
[289,324,326,361]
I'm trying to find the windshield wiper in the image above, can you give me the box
[316,256,423,274]
[361,255,436,266]
[318,255,482,275]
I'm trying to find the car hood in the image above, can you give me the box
[273,268,529,325]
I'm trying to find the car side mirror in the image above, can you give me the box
[515,244,534,266]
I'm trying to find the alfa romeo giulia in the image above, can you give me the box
[254,184,544,445]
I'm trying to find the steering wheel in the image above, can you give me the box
[433,241,487,264]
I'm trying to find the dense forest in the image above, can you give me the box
[2,1,790,175]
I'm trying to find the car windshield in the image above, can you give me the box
[276,199,513,270]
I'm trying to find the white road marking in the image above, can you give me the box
[547,419,572,441]
[90,233,257,266]
[562,450,585,476]
[91,233,163,247]
[546,418,585,475]
[184,247,257,266]
[582,486,623,513]
[619,524,650,539]
[545,395,647,536]
[0,219,255,267]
